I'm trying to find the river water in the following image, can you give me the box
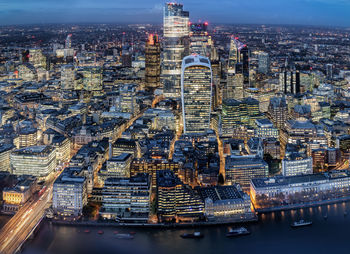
[14,202,350,254]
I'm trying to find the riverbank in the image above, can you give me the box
[255,195,350,213]
[51,214,258,228]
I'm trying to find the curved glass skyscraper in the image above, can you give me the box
[181,55,212,134]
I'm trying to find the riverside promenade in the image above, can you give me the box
[51,214,258,229]
[254,196,350,213]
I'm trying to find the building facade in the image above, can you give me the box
[181,55,212,134]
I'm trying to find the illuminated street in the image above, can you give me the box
[0,181,53,254]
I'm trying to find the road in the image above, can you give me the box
[0,177,55,254]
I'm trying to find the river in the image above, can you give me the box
[15,201,350,254]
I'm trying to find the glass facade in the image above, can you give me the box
[181,55,212,134]
[162,3,189,98]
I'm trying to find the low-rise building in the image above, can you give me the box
[196,185,254,220]
[10,146,57,178]
[250,170,350,210]
[282,152,313,176]
[225,156,269,191]
[52,168,87,217]
[100,173,151,222]
[2,175,37,213]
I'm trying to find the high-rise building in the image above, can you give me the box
[77,66,102,92]
[65,34,72,49]
[118,84,139,116]
[162,3,189,98]
[225,73,244,100]
[145,34,161,91]
[258,52,270,74]
[326,64,333,80]
[60,65,75,90]
[189,22,210,57]
[267,97,288,129]
[221,97,262,135]
[181,55,212,134]
[279,69,301,94]
[226,37,250,98]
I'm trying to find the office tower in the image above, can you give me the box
[112,138,140,158]
[65,34,72,49]
[28,48,46,69]
[162,3,189,98]
[326,64,333,79]
[156,170,204,221]
[225,156,269,191]
[52,135,71,164]
[226,37,250,99]
[282,152,313,176]
[239,45,250,85]
[189,22,210,57]
[77,66,102,92]
[14,127,38,149]
[258,52,270,74]
[100,153,133,179]
[145,34,161,91]
[60,64,75,90]
[10,146,57,178]
[100,173,151,222]
[211,60,221,108]
[279,69,301,94]
[225,73,244,100]
[181,55,212,134]
[221,97,261,135]
[118,84,139,116]
[53,168,87,217]
[267,97,288,129]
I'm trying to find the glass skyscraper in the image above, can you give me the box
[145,34,161,91]
[181,55,212,134]
[162,3,189,99]
[189,22,210,57]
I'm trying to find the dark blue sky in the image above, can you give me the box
[0,0,350,27]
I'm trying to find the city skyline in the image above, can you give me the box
[0,0,350,27]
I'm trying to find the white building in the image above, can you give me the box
[10,146,56,178]
[52,168,87,217]
[282,153,313,177]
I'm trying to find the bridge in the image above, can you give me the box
[0,180,53,254]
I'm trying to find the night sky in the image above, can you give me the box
[0,0,349,27]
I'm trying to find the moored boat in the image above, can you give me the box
[291,220,312,228]
[226,227,250,237]
[115,233,134,240]
[180,232,204,239]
